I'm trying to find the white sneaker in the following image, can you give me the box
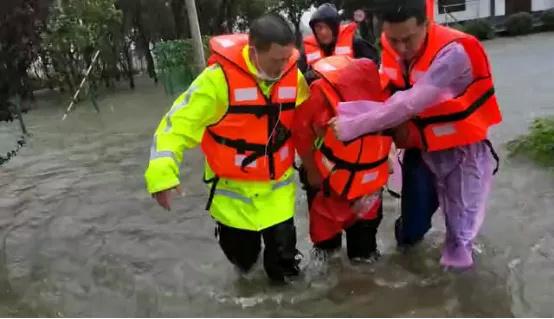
[350,250,381,265]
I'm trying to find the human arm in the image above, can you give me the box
[333,42,474,141]
[145,65,227,209]
[292,83,329,187]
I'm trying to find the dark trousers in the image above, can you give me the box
[217,218,300,282]
[299,166,382,259]
[394,149,439,246]
[314,204,383,259]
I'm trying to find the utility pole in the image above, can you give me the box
[185,0,206,72]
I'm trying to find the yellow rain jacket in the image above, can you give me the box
[145,45,309,231]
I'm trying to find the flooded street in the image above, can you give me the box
[1,32,553,317]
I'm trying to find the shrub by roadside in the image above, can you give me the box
[507,116,554,168]
[459,19,496,40]
[541,9,554,31]
[506,12,534,36]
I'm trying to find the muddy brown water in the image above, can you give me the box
[1,32,554,316]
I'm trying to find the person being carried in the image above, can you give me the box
[292,55,392,267]
[144,14,310,283]
[332,0,502,270]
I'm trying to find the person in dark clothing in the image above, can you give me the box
[299,3,379,83]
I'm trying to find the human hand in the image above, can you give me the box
[152,185,184,211]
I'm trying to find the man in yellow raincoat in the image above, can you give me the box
[144,14,309,283]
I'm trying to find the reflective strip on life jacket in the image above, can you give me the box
[205,170,296,211]
[380,23,502,151]
[201,34,298,181]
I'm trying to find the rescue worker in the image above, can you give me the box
[144,14,310,283]
[292,55,392,266]
[299,3,378,82]
[332,0,502,270]
[386,0,440,252]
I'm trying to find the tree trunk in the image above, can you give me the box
[67,53,80,95]
[213,0,231,34]
[171,0,186,38]
[124,45,135,89]
[185,0,206,71]
[14,95,28,135]
[135,18,158,83]
[144,44,157,83]
[63,58,76,98]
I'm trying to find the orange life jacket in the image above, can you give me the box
[303,22,358,67]
[201,34,298,181]
[380,23,502,151]
[427,0,435,22]
[311,56,392,200]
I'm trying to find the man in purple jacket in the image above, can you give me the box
[331,0,502,270]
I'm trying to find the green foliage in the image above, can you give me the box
[152,37,209,96]
[506,12,534,36]
[153,40,194,71]
[459,19,496,40]
[1,0,46,120]
[43,0,122,54]
[451,23,465,32]
[271,0,310,45]
[152,37,210,71]
[41,0,123,91]
[541,8,554,31]
[507,117,554,168]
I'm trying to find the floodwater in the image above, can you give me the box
[1,32,553,317]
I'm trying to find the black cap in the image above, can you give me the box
[309,3,340,37]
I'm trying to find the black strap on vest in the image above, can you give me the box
[207,101,295,179]
[391,80,495,151]
[226,102,295,117]
[386,150,404,199]
[484,139,500,175]
[319,143,389,198]
[203,176,220,211]
[413,87,495,127]
[319,144,389,171]
[206,123,291,172]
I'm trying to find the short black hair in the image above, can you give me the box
[249,14,295,52]
[378,0,427,25]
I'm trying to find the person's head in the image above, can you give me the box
[249,14,295,81]
[309,3,340,47]
[379,0,429,61]
[336,58,383,102]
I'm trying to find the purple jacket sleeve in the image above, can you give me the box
[334,42,474,141]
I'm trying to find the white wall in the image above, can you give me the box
[495,0,506,16]
[532,0,554,11]
[435,0,492,23]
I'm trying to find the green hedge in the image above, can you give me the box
[506,12,534,36]
[541,8,554,30]
[153,38,209,67]
[460,19,496,40]
[152,37,210,96]
[507,116,554,167]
